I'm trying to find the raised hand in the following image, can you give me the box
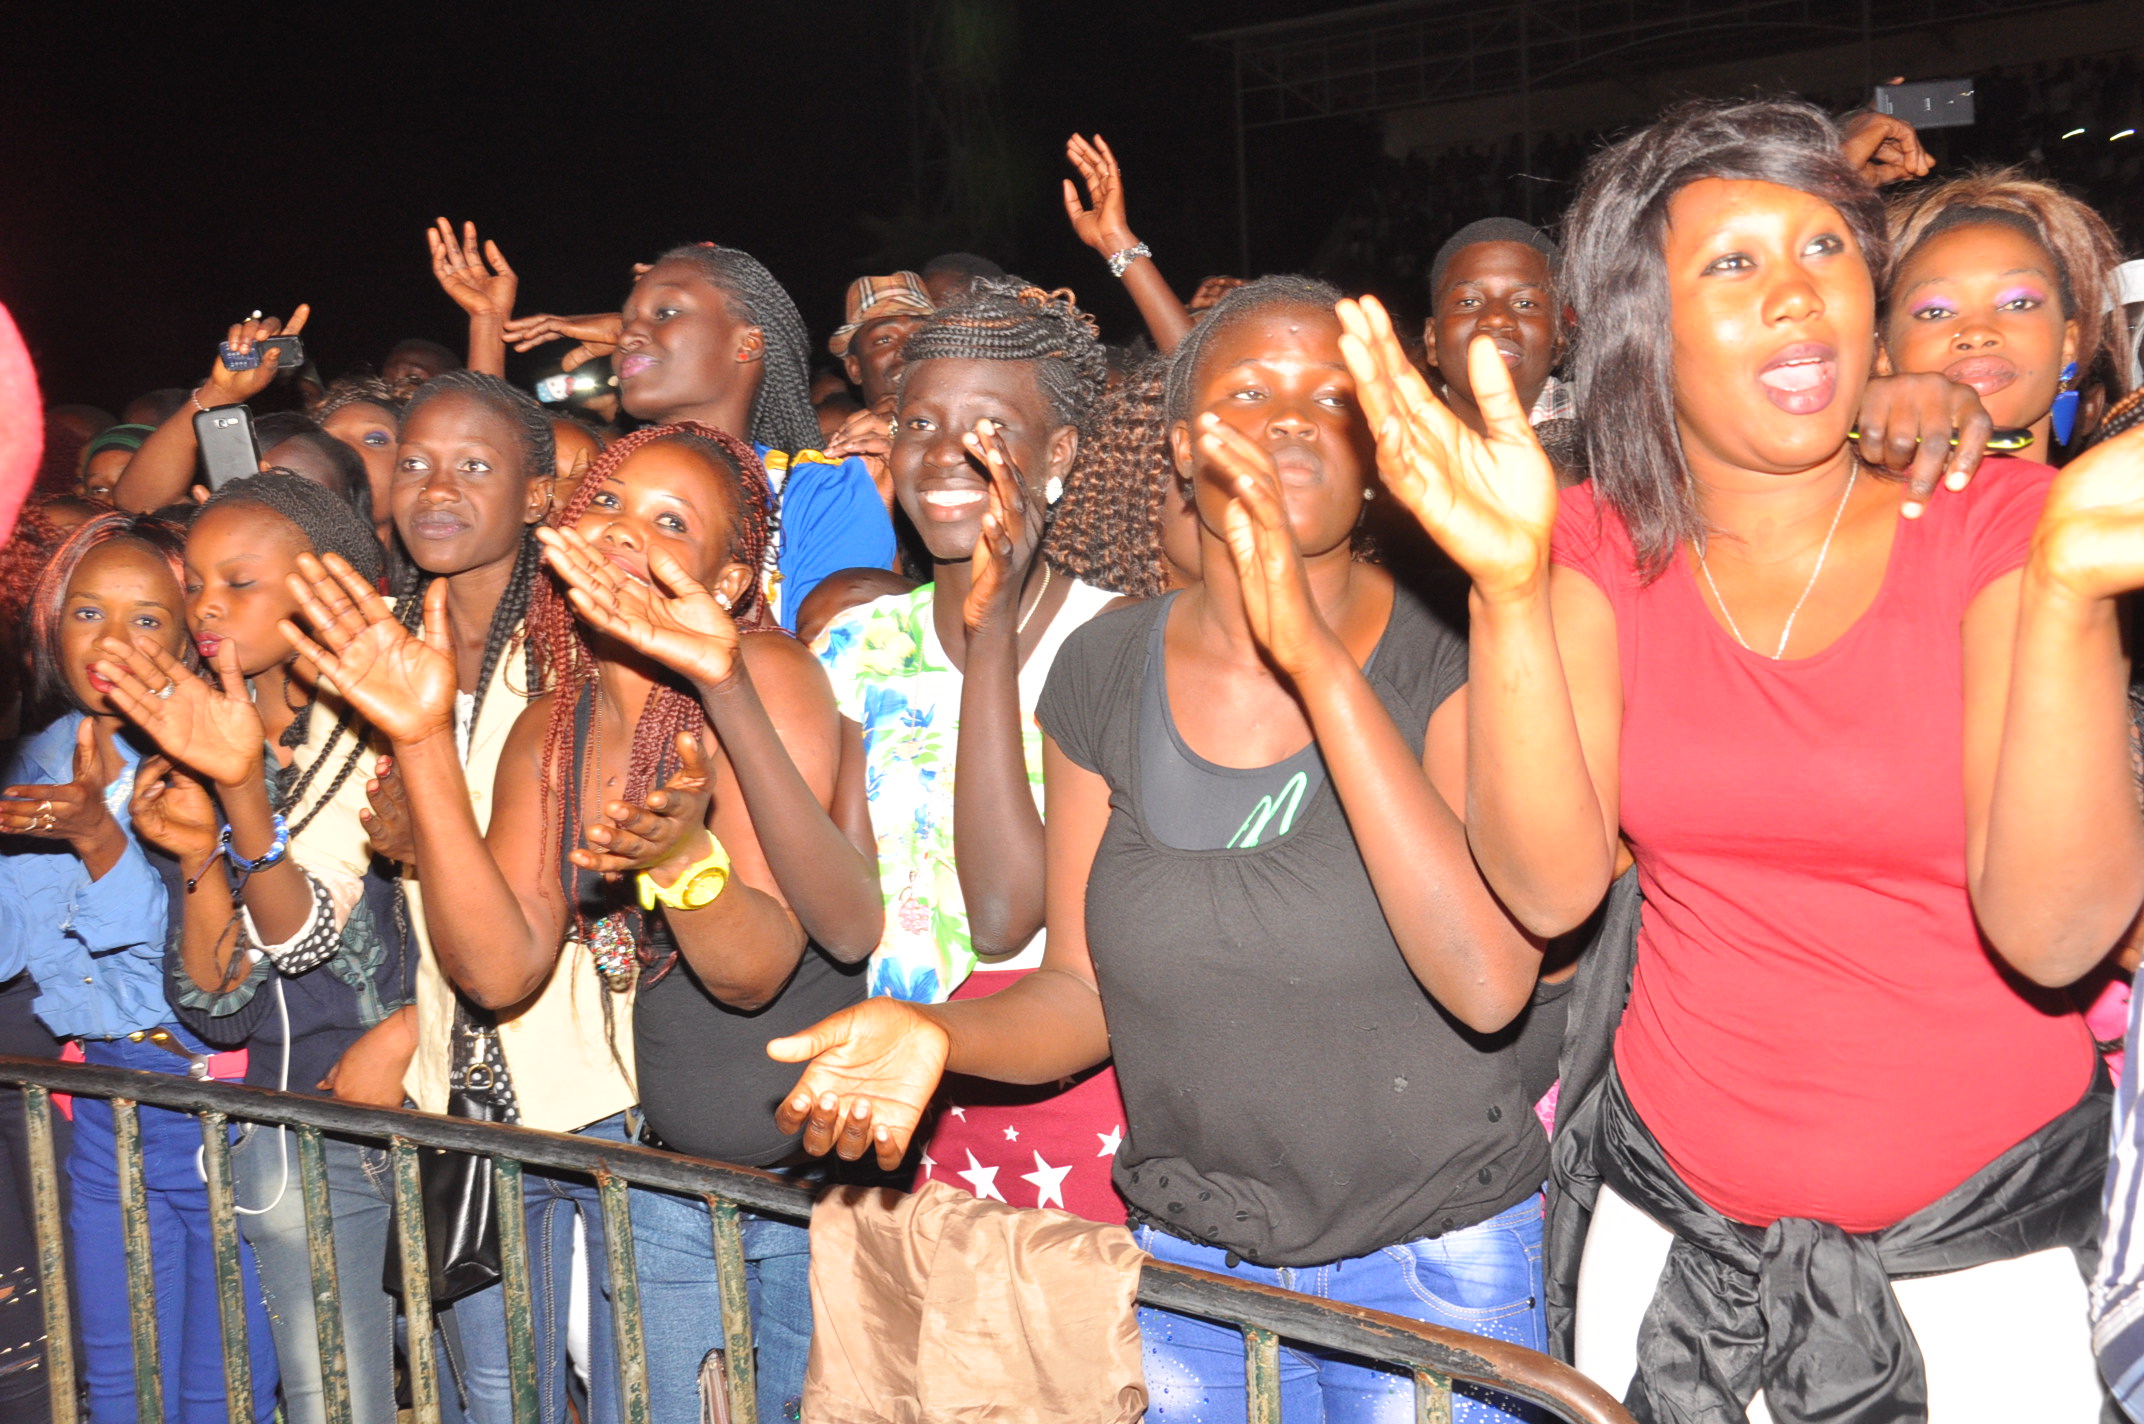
[1,718,123,848]
[2025,424,2144,605]
[427,218,518,321]
[93,635,265,790]
[574,732,715,879]
[1855,372,1993,518]
[1841,108,1934,188]
[360,755,415,866]
[536,526,743,689]
[960,418,1045,634]
[1336,294,1559,602]
[202,305,313,407]
[1197,415,1336,678]
[1189,275,1246,312]
[502,310,622,373]
[277,553,457,746]
[129,754,220,862]
[1061,133,1138,257]
[767,998,953,1169]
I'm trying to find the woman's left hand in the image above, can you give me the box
[427,218,518,322]
[1854,372,1994,517]
[537,527,744,689]
[92,636,266,791]
[128,754,220,863]
[573,732,716,879]
[960,418,1045,636]
[2027,423,2144,604]
[1197,413,1338,680]
[317,1006,417,1108]
[1,717,123,848]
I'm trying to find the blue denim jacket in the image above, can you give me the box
[0,712,174,1040]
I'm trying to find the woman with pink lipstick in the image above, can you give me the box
[1341,100,2123,1420]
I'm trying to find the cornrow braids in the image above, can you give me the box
[1162,275,1344,431]
[403,369,557,484]
[1047,354,1170,598]
[313,376,404,423]
[202,471,385,586]
[530,421,776,927]
[898,278,1108,435]
[655,244,821,456]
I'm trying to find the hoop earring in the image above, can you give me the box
[2053,361,2081,446]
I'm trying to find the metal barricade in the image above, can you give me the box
[0,1055,1634,1424]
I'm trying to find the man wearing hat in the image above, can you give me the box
[77,422,155,504]
[822,272,935,505]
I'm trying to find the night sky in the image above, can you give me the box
[0,2,1382,409]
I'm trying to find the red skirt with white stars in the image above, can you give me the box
[914,967,1129,1224]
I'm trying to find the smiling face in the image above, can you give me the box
[615,260,763,425]
[1169,303,1371,561]
[572,438,756,608]
[1883,220,2075,432]
[1664,178,1875,478]
[183,503,309,677]
[392,392,545,578]
[844,312,927,407]
[1425,241,1561,416]
[61,540,187,713]
[322,400,400,517]
[891,358,1078,565]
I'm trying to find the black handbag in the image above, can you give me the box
[384,994,521,1304]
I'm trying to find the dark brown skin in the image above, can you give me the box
[611,260,762,435]
[892,357,1081,958]
[427,217,517,378]
[1062,133,1193,354]
[1424,241,1562,437]
[766,305,1542,1168]
[113,306,310,513]
[843,312,926,409]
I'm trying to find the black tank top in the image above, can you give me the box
[1037,588,1547,1266]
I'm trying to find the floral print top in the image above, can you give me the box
[815,579,1120,1003]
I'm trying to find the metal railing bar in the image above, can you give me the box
[389,1138,443,1424]
[595,1172,652,1424]
[23,1086,79,1424]
[1417,1367,1455,1423]
[197,1110,256,1422]
[297,1125,354,1424]
[112,1099,164,1423]
[1244,1324,1283,1422]
[492,1158,541,1424]
[708,1196,758,1424]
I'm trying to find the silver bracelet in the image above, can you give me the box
[1106,241,1152,279]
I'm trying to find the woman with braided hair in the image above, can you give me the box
[283,420,880,1424]
[812,278,1132,1223]
[88,472,416,1424]
[507,243,896,630]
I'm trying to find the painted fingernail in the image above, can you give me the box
[1946,470,1970,490]
[1902,501,1925,519]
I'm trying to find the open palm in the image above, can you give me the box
[428,218,518,321]
[1337,295,1559,600]
[767,998,951,1170]
[94,636,265,789]
[278,553,457,745]
[537,527,742,688]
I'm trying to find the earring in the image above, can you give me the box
[715,591,733,611]
[2052,361,2081,446]
[1363,487,1376,502]
[1044,476,1064,505]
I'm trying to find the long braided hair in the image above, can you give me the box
[1047,354,1171,597]
[529,421,775,983]
[899,278,1109,437]
[392,371,557,724]
[653,244,821,457]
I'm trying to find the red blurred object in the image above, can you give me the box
[0,301,41,542]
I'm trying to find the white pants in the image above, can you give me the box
[1574,1184,2105,1422]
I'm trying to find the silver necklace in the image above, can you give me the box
[1696,460,1859,661]
[1015,562,1053,638]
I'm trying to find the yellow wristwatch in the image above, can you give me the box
[638,836,732,912]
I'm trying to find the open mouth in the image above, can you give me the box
[85,669,114,695]
[918,487,987,521]
[1941,355,2018,399]
[1756,343,1838,415]
[195,633,222,659]
[603,551,652,586]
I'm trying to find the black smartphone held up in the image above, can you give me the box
[1874,78,1975,130]
[194,404,260,490]
[217,333,306,372]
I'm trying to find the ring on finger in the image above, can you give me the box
[154,680,175,700]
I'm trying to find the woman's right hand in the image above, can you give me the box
[1061,133,1139,259]
[502,310,622,372]
[129,754,221,864]
[93,635,267,790]
[767,998,952,1169]
[1337,294,1560,603]
[201,306,312,408]
[427,218,518,322]
[277,554,458,746]
[537,526,743,690]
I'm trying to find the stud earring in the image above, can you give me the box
[1044,476,1064,505]
[1363,487,1376,502]
[2052,360,2081,446]
[715,591,733,611]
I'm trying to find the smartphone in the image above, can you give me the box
[1874,78,1975,130]
[534,373,573,404]
[194,404,261,490]
[219,334,307,372]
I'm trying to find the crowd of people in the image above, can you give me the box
[5,88,2144,1424]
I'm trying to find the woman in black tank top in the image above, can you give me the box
[771,280,1550,1424]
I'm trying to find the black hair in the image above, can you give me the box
[256,414,374,529]
[898,278,1108,435]
[403,369,557,484]
[125,388,192,427]
[1162,275,1345,430]
[1428,217,1561,300]
[1563,98,1886,579]
[386,337,462,372]
[652,244,821,457]
[200,469,386,586]
[922,252,1007,289]
[1048,354,1170,598]
[313,376,404,425]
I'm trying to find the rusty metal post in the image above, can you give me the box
[112,1099,163,1423]
[24,1086,78,1424]
[708,1195,758,1424]
[493,1158,541,1424]
[1244,1325,1282,1424]
[596,1172,652,1424]
[390,1138,441,1424]
[1416,1367,1455,1424]
[197,1111,255,1421]
[297,1125,353,1424]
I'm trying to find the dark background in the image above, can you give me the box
[0,2,1373,409]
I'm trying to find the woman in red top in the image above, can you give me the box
[1338,99,2144,1422]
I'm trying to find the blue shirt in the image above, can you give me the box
[0,713,176,1040]
[759,445,895,633]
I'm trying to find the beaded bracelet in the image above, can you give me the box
[1106,240,1152,279]
[220,814,290,873]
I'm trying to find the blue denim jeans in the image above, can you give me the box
[70,1031,280,1423]
[232,1125,398,1424]
[449,1112,628,1424]
[1134,1194,1548,1424]
[629,1186,814,1424]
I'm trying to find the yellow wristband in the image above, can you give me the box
[638,835,732,913]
